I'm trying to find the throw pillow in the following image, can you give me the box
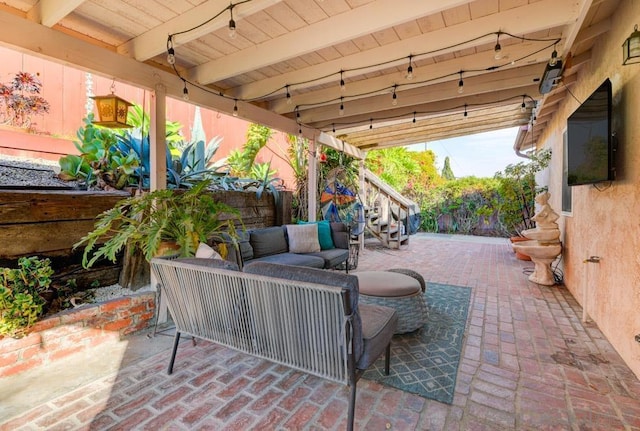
[250,226,289,258]
[195,242,222,259]
[298,220,335,250]
[286,224,321,253]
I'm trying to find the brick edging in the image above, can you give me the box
[0,291,156,377]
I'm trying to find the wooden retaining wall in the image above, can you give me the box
[0,188,292,288]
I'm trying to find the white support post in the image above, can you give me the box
[150,84,167,191]
[150,84,168,323]
[308,139,318,222]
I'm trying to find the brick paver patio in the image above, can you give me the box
[2,233,639,430]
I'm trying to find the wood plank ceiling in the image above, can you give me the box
[0,0,620,155]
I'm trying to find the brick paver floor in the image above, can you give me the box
[2,233,639,430]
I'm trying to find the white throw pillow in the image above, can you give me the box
[286,224,321,253]
[195,242,222,259]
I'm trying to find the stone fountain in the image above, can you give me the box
[512,192,562,285]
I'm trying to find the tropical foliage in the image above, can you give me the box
[75,179,241,265]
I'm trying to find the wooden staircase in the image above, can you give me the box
[362,169,417,250]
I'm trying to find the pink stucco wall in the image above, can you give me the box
[539,0,640,378]
[0,46,295,189]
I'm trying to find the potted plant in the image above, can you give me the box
[0,256,54,338]
[75,179,241,268]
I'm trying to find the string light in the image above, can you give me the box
[166,37,176,65]
[392,85,398,106]
[317,93,537,134]
[286,85,292,105]
[406,55,414,80]
[494,32,502,60]
[549,44,558,66]
[339,97,344,116]
[369,118,373,129]
[340,71,346,92]
[228,3,237,39]
[232,99,238,117]
[458,71,464,94]
[182,80,189,101]
[296,106,300,120]
[521,95,526,113]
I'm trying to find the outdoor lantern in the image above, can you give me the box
[622,24,640,65]
[91,93,133,128]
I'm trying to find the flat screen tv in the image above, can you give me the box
[567,78,615,186]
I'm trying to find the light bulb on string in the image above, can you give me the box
[228,4,237,39]
[167,37,176,65]
[392,85,398,106]
[339,97,344,116]
[520,96,526,113]
[458,72,464,94]
[332,123,336,133]
[182,81,189,101]
[286,85,292,105]
[369,118,373,129]
[413,111,416,123]
[406,55,414,80]
[232,99,238,117]
[463,104,468,118]
[340,71,346,92]
[494,32,502,60]
[549,44,558,66]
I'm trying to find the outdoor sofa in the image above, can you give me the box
[223,221,350,271]
[150,257,398,431]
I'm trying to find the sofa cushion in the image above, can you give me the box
[299,220,335,250]
[245,253,325,269]
[307,248,349,269]
[286,224,321,253]
[330,222,350,249]
[242,262,363,360]
[250,226,288,258]
[196,242,223,259]
[357,304,398,370]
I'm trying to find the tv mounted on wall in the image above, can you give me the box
[567,78,615,186]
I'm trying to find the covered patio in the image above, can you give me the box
[2,234,639,430]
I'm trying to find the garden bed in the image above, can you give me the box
[0,290,156,378]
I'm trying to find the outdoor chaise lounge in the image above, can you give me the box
[151,257,398,431]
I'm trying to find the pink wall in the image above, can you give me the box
[0,46,295,189]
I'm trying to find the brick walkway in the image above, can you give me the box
[2,234,639,430]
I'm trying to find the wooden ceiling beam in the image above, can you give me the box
[269,43,557,114]
[117,0,280,61]
[27,0,86,27]
[191,0,473,85]
[301,70,542,127]
[231,0,579,100]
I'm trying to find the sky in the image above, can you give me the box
[406,127,527,178]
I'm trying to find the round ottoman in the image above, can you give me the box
[355,270,428,334]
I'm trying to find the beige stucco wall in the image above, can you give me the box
[537,0,640,378]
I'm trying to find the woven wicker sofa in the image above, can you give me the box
[150,257,398,431]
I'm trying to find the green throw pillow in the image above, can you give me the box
[298,220,335,250]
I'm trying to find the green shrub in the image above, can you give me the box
[0,257,53,338]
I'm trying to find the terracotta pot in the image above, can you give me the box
[156,241,181,257]
[515,251,532,261]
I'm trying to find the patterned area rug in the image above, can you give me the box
[362,282,471,404]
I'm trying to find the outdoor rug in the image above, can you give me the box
[362,282,472,404]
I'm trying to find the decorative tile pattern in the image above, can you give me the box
[363,282,471,404]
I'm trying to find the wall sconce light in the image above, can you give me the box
[622,24,640,65]
[91,85,132,128]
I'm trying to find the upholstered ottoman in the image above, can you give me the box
[355,269,428,334]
